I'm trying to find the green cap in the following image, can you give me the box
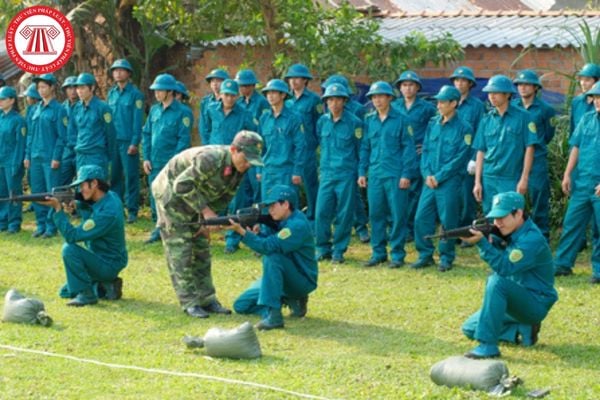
[232,130,264,167]
[70,165,106,187]
[263,184,298,207]
[486,191,525,219]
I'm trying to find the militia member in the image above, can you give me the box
[26,73,67,238]
[107,59,144,224]
[142,73,191,244]
[152,131,264,318]
[359,81,416,268]
[554,81,600,283]
[44,165,128,307]
[0,86,26,233]
[461,192,557,358]
[472,75,538,213]
[412,86,471,272]
[284,63,322,223]
[199,68,229,145]
[314,83,363,263]
[512,70,557,240]
[231,184,318,330]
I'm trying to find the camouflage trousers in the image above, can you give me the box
[160,225,216,309]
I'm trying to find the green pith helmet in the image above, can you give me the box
[321,74,350,91]
[235,69,259,86]
[149,73,178,91]
[434,85,461,101]
[23,83,41,100]
[175,81,189,98]
[482,75,516,94]
[393,70,422,90]
[0,86,17,99]
[220,79,240,96]
[284,63,313,80]
[109,59,133,72]
[205,68,229,83]
[62,76,78,89]
[513,69,542,88]
[261,79,290,97]
[449,66,477,86]
[75,73,96,86]
[321,83,349,100]
[366,81,395,98]
[577,63,600,78]
[33,73,57,85]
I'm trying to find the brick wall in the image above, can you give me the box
[191,44,582,97]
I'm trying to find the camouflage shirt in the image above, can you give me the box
[152,145,244,229]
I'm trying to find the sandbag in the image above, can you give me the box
[430,355,509,392]
[2,289,53,327]
[183,321,261,359]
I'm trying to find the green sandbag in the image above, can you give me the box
[184,322,262,359]
[2,289,53,327]
[430,355,509,392]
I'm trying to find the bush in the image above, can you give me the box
[546,114,570,239]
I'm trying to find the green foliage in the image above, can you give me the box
[569,20,600,64]
[1,214,600,398]
[546,115,571,238]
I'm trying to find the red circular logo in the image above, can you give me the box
[5,5,74,73]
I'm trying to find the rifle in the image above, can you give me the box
[0,185,83,204]
[424,219,505,241]
[201,204,279,231]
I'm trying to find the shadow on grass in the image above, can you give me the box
[536,342,600,370]
[286,316,464,357]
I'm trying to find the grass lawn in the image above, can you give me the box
[1,211,599,399]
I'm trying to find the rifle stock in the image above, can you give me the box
[0,186,82,204]
[424,220,503,241]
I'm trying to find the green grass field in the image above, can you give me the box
[1,212,599,399]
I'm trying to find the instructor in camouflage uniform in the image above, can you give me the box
[152,130,264,318]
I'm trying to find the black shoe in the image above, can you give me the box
[554,267,573,277]
[204,300,232,314]
[316,253,332,262]
[67,292,98,307]
[388,260,404,269]
[363,258,387,267]
[331,255,345,264]
[590,276,600,284]
[410,258,435,269]
[144,231,161,244]
[284,296,308,318]
[224,245,239,254]
[358,233,370,243]
[531,323,541,346]
[438,262,453,272]
[185,305,209,318]
[99,277,123,300]
[32,230,45,238]
[42,231,57,239]
[127,214,138,224]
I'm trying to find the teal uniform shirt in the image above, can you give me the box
[0,110,26,171]
[570,94,594,135]
[237,91,270,121]
[70,96,116,160]
[199,93,219,145]
[205,102,257,145]
[359,107,416,179]
[107,82,144,146]
[62,100,78,148]
[392,97,437,146]
[142,100,192,168]
[512,97,556,162]
[420,113,472,184]
[318,110,362,180]
[285,88,322,150]
[180,102,195,135]
[569,110,600,181]
[26,99,67,162]
[258,106,306,177]
[473,104,539,180]
[477,218,557,300]
[53,191,128,267]
[458,95,486,158]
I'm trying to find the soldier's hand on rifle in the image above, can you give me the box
[228,219,247,236]
[459,228,484,245]
[63,200,76,214]
[36,196,61,211]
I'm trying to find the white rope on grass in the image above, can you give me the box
[0,344,337,400]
